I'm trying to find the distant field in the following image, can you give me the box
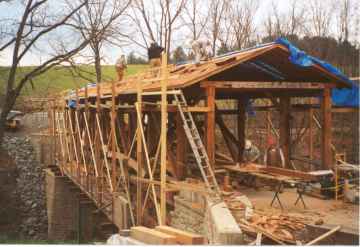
[0,64,147,98]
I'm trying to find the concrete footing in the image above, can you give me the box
[170,188,244,244]
[205,199,244,244]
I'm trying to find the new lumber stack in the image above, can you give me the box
[130,226,205,245]
[155,225,204,244]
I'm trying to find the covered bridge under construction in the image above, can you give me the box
[45,39,358,244]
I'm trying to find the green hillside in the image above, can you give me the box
[0,64,147,98]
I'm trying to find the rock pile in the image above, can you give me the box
[2,135,48,240]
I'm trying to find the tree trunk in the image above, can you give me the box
[0,92,17,148]
[94,45,102,83]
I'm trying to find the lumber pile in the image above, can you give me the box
[130,226,205,245]
[239,213,308,244]
[130,226,176,245]
[155,225,204,244]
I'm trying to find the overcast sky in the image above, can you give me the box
[0,0,358,66]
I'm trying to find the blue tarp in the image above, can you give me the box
[275,38,359,107]
[67,82,97,108]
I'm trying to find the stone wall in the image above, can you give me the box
[169,189,243,244]
[169,195,205,235]
[46,169,79,240]
[1,136,48,240]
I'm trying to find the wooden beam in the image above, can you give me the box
[321,88,333,169]
[217,106,359,114]
[111,81,117,191]
[305,226,340,245]
[205,85,216,168]
[261,166,317,181]
[83,104,210,113]
[160,52,168,225]
[215,107,237,162]
[155,225,204,244]
[130,226,176,245]
[200,81,336,89]
[237,98,246,163]
[176,112,186,179]
[136,73,143,225]
[309,107,314,161]
[279,96,291,168]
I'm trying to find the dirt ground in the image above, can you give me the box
[240,186,359,232]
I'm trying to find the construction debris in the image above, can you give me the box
[305,226,341,245]
[238,211,309,244]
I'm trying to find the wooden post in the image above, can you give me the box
[111,81,117,191]
[136,73,143,225]
[266,99,271,149]
[160,52,168,225]
[205,86,216,168]
[176,112,186,179]
[279,96,291,168]
[321,88,332,169]
[237,98,246,164]
[96,83,103,203]
[309,107,314,161]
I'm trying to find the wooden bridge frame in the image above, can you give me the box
[46,43,347,231]
[48,80,335,230]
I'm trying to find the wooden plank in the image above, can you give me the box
[106,151,145,175]
[205,86,216,168]
[215,107,237,161]
[176,112,186,179]
[155,225,204,244]
[135,103,161,224]
[309,107,314,161]
[160,52,168,225]
[261,166,317,180]
[256,232,262,245]
[217,106,359,114]
[130,226,176,245]
[321,88,332,169]
[111,81,117,191]
[305,226,340,245]
[237,98,246,163]
[200,81,335,89]
[136,70,143,225]
[279,96,290,168]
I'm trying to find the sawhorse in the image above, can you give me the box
[270,181,307,209]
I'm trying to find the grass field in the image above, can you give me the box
[0,64,148,98]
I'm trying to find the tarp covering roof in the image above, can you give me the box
[275,38,359,107]
[69,38,354,102]
[331,79,359,107]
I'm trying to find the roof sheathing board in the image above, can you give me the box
[74,44,277,99]
[70,43,350,100]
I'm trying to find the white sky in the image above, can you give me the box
[0,0,358,66]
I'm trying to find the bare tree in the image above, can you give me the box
[0,0,90,146]
[206,0,231,55]
[181,0,208,41]
[229,0,259,50]
[307,0,334,37]
[127,0,186,56]
[68,0,131,83]
[263,0,305,39]
[337,0,351,42]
